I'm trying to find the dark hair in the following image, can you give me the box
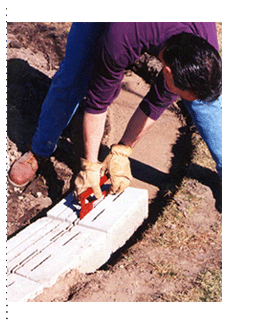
[163,32,222,102]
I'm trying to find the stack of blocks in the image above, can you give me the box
[6,187,148,302]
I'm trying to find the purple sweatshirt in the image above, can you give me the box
[85,22,219,120]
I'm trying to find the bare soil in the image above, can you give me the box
[6,22,222,302]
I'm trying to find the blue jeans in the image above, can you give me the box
[183,95,222,178]
[31,22,106,157]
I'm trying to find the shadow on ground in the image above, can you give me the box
[7,59,85,201]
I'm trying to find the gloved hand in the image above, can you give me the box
[74,159,103,199]
[101,144,133,194]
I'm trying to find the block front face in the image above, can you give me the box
[7,187,148,301]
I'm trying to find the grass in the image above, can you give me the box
[143,102,222,302]
[195,269,222,302]
[143,124,222,302]
[191,131,217,172]
[155,269,222,302]
[150,176,211,250]
[150,260,188,281]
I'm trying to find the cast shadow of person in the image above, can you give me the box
[147,101,222,222]
[186,163,222,213]
[7,58,80,201]
[175,101,222,213]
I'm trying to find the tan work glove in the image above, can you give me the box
[74,159,103,199]
[101,144,133,194]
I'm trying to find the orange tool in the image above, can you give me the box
[78,174,110,220]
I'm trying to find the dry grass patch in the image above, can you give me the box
[142,124,222,301]
[155,269,222,302]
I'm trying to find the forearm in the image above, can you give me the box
[120,107,156,148]
[83,111,107,162]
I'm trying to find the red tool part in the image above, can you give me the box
[78,174,110,220]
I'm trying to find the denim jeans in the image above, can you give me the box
[183,95,222,178]
[31,22,106,157]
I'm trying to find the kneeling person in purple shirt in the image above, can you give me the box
[8,22,222,199]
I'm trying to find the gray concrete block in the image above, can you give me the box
[47,187,149,252]
[80,187,148,251]
[7,187,148,301]
[7,218,109,284]
[7,217,54,255]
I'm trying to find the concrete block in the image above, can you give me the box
[16,226,109,284]
[7,217,61,273]
[47,187,149,253]
[7,218,110,301]
[7,273,43,302]
[7,187,148,301]
[7,217,54,254]
[81,187,148,251]
[46,184,110,224]
[46,192,75,219]
[7,218,109,283]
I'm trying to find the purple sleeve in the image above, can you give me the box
[85,45,177,120]
[84,44,124,114]
[84,23,178,117]
[139,71,178,120]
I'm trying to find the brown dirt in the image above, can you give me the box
[7,22,222,302]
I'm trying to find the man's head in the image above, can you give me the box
[161,32,222,102]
